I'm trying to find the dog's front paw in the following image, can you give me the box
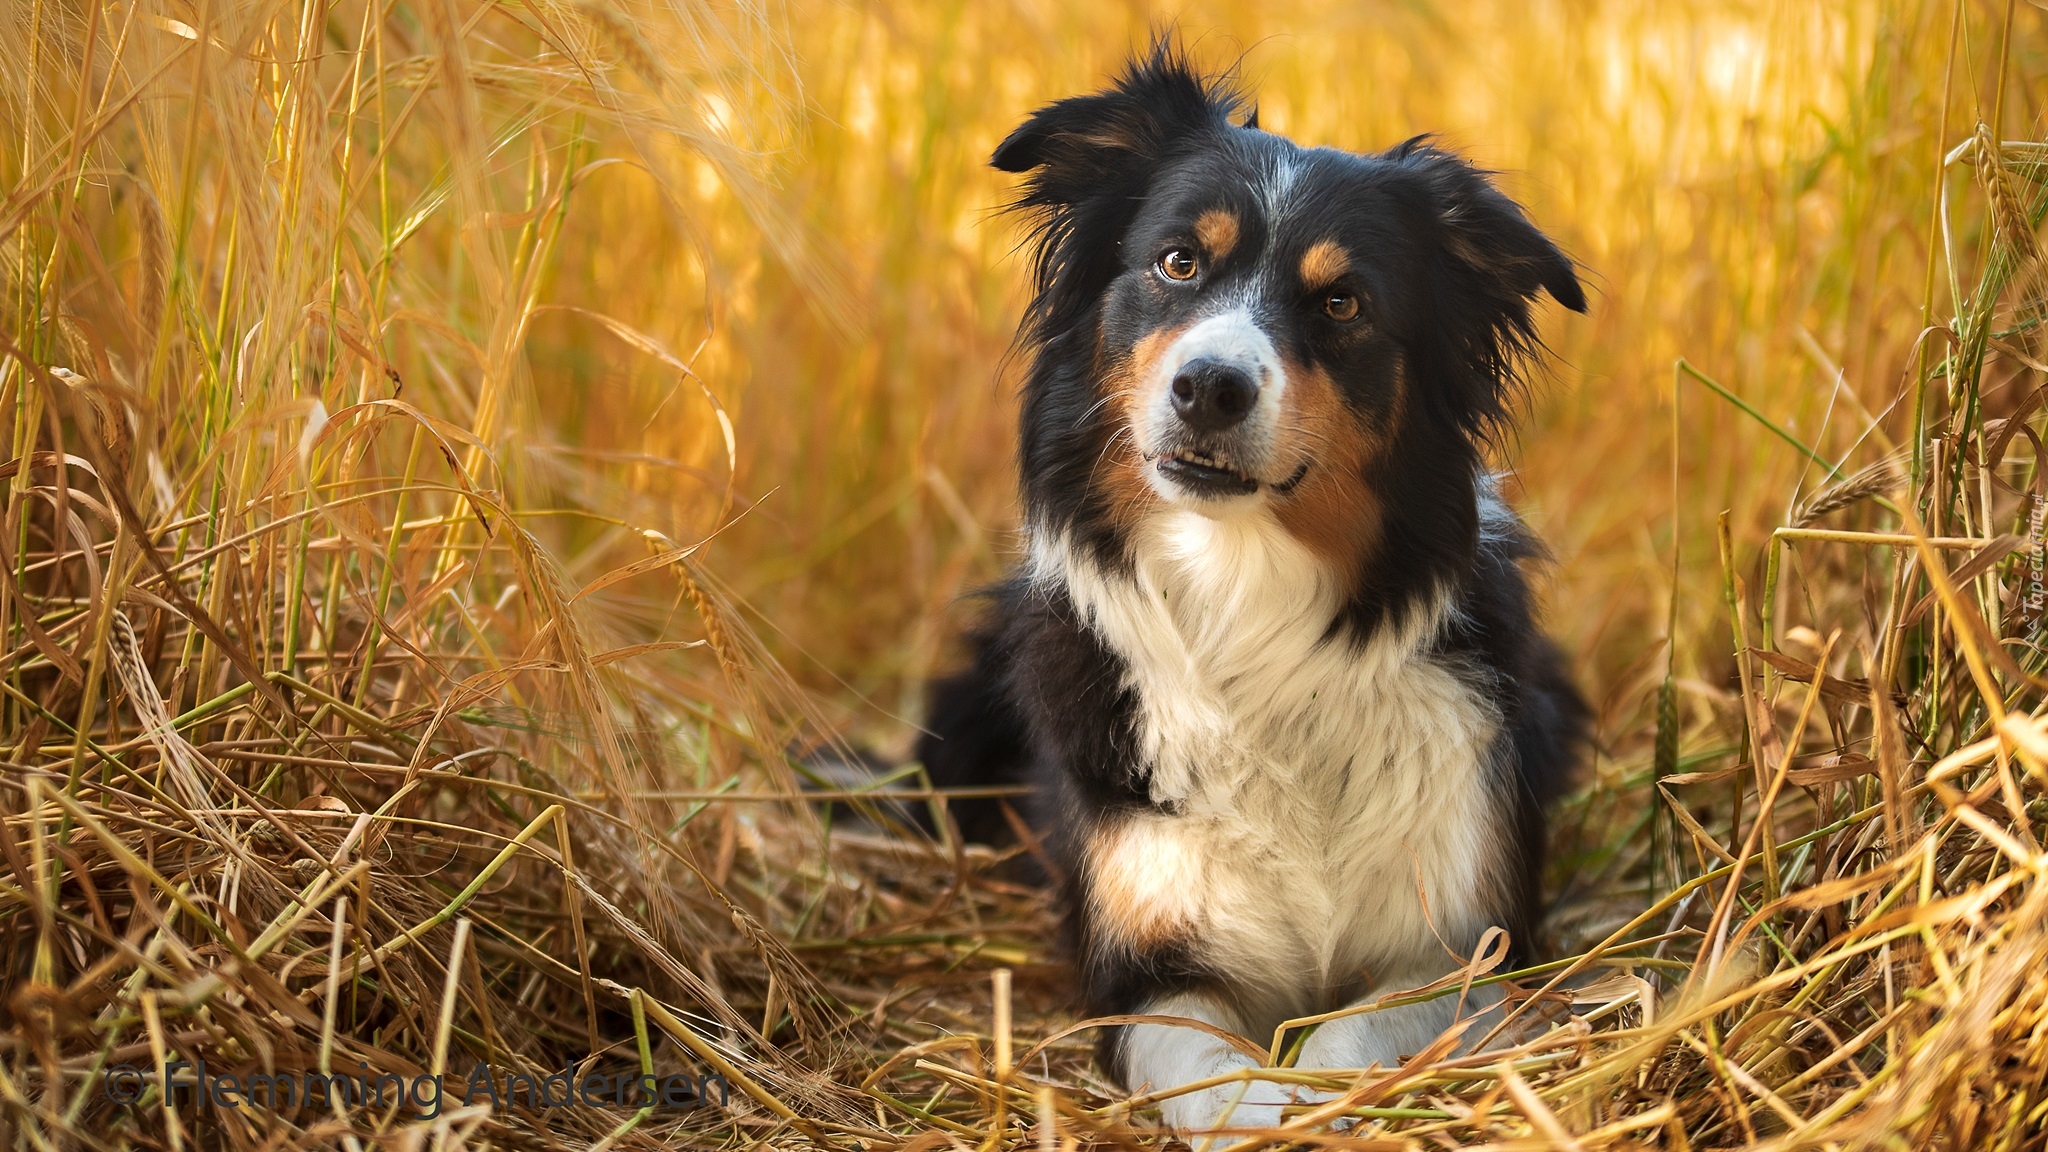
[1157,1078,1336,1139]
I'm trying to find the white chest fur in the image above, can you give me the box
[1035,507,1509,1022]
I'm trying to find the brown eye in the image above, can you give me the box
[1323,291,1360,321]
[1158,249,1199,281]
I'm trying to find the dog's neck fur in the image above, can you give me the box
[1032,506,1460,807]
[1030,495,1513,1016]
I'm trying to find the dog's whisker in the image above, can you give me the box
[1074,386,1135,430]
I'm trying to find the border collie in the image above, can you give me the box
[919,44,1588,1134]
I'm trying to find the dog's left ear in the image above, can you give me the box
[1393,140,1586,315]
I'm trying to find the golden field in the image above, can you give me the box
[2,0,2047,1147]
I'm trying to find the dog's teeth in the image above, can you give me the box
[1169,448,1248,476]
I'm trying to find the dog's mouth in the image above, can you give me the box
[1150,450,1310,498]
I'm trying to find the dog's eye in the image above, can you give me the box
[1322,291,1360,322]
[1157,249,1199,281]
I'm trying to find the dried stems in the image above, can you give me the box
[3,1,2047,1149]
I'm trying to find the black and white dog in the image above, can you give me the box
[919,44,1588,1133]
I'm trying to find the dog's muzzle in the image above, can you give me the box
[1144,310,1298,501]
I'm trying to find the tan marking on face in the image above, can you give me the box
[1271,357,1391,590]
[1299,239,1351,289]
[1085,817,1206,950]
[1098,323,1195,525]
[1194,209,1240,261]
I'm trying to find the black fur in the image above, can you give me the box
[919,41,1589,1083]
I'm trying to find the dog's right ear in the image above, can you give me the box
[994,42,1243,331]
[991,47,1239,192]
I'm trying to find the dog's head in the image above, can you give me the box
[998,43,1583,601]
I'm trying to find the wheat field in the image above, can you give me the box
[2,0,2046,1148]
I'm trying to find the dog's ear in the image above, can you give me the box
[1386,140,1584,438]
[1389,138,1585,315]
[992,41,1243,194]
[994,42,1244,339]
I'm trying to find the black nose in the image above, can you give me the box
[1169,360,1258,432]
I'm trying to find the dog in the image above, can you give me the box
[917,43,1588,1134]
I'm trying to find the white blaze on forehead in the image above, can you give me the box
[1259,153,1301,225]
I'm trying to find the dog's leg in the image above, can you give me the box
[1295,978,1506,1073]
[1120,991,1329,1139]
[914,591,1033,846]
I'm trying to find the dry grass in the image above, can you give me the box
[2,0,2048,1148]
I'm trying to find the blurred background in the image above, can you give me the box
[7,2,2048,1142]
[509,0,2039,765]
[9,0,2045,786]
